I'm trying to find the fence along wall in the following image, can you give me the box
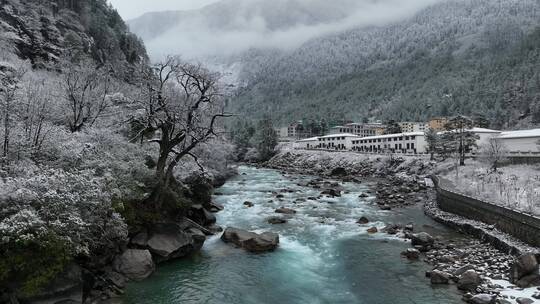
[433,176,540,248]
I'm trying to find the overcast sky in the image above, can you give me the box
[108,0,220,19]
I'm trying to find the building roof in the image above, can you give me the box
[319,133,359,139]
[469,127,501,134]
[347,122,384,126]
[353,132,424,141]
[438,127,501,135]
[498,129,540,139]
[296,137,319,142]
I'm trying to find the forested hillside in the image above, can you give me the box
[0,0,233,302]
[227,0,540,129]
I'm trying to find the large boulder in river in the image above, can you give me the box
[221,227,279,253]
[469,294,495,304]
[146,223,205,261]
[113,249,155,281]
[510,253,539,284]
[430,270,450,284]
[458,270,481,291]
[411,232,434,251]
[188,204,216,226]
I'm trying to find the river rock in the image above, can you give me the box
[221,227,279,253]
[330,167,348,176]
[130,231,149,247]
[458,270,481,291]
[357,217,370,224]
[367,227,378,234]
[321,189,341,197]
[411,232,434,251]
[454,264,475,277]
[208,202,224,212]
[510,253,539,283]
[516,273,540,288]
[146,223,205,261]
[516,298,534,304]
[113,249,155,281]
[469,294,494,304]
[402,248,420,260]
[243,201,254,207]
[275,207,297,214]
[189,204,216,226]
[430,270,450,284]
[267,217,287,224]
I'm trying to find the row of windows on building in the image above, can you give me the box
[351,135,417,145]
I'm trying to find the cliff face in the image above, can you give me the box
[0,0,147,71]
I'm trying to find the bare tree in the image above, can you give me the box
[480,137,508,172]
[134,56,231,208]
[20,73,57,153]
[0,62,25,167]
[62,59,112,132]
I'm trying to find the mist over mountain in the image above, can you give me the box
[128,0,440,59]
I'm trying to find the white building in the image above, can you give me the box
[496,129,540,156]
[293,137,319,150]
[317,133,359,150]
[350,132,427,154]
[470,128,502,148]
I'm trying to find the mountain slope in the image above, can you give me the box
[0,0,148,73]
[229,0,540,129]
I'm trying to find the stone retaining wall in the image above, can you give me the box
[432,176,540,248]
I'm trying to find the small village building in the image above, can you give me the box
[496,129,540,156]
[398,122,428,133]
[350,132,427,154]
[329,126,352,135]
[293,137,319,150]
[428,117,449,132]
[317,133,359,150]
[347,123,386,137]
[329,123,386,137]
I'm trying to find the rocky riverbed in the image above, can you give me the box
[265,149,540,304]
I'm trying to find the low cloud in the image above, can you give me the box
[143,0,441,60]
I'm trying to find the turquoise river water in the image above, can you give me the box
[123,166,465,304]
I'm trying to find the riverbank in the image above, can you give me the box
[264,149,540,304]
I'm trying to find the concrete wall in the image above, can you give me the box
[433,176,540,248]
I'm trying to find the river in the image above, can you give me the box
[123,166,465,304]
